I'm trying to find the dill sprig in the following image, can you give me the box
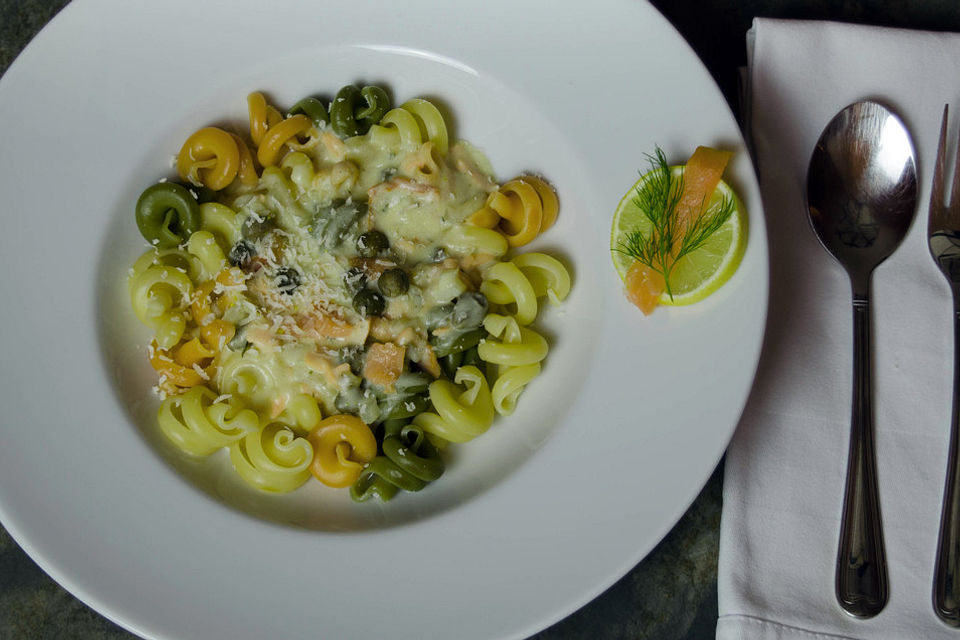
[614,147,735,299]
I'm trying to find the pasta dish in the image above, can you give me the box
[127,85,570,502]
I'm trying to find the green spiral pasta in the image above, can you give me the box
[135,182,201,249]
[287,96,330,128]
[350,419,444,502]
[330,85,391,137]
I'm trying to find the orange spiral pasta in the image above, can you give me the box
[308,414,378,488]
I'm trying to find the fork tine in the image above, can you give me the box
[932,104,950,228]
[952,106,960,220]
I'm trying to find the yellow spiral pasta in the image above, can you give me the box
[413,366,495,444]
[477,314,549,367]
[280,151,317,193]
[229,421,314,493]
[186,230,227,280]
[260,166,312,227]
[247,92,313,168]
[442,224,509,258]
[198,202,242,251]
[157,386,259,456]
[511,252,571,305]
[129,258,194,350]
[490,362,541,416]
[149,339,211,390]
[177,127,240,191]
[277,393,323,436]
[367,98,449,155]
[479,262,538,326]
[307,414,377,488]
[470,176,558,247]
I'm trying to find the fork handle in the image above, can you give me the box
[836,296,888,618]
[934,306,960,626]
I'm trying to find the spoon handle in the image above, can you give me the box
[836,295,888,618]
[934,306,960,626]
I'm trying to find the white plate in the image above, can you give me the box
[0,1,768,638]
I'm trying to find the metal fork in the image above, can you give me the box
[930,104,960,626]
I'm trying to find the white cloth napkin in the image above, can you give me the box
[718,18,960,639]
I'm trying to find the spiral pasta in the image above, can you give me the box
[366,98,449,156]
[129,85,571,502]
[177,127,241,191]
[477,314,549,416]
[480,262,538,326]
[413,366,495,444]
[470,176,558,247]
[157,386,259,456]
[350,419,444,502]
[307,414,377,488]
[229,421,314,493]
[199,202,242,251]
[129,257,193,350]
[247,92,313,168]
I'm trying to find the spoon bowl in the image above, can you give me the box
[806,100,918,618]
[808,101,918,292]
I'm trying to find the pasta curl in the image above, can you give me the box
[177,127,241,191]
[350,420,444,502]
[470,176,558,247]
[367,98,448,155]
[135,182,200,249]
[479,262,538,326]
[477,313,548,367]
[413,365,494,443]
[229,422,314,493]
[308,415,377,488]
[511,252,571,305]
[129,257,193,349]
[330,84,390,137]
[149,338,214,390]
[247,92,313,167]
[157,386,259,456]
[478,314,548,414]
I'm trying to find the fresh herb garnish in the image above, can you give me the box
[615,146,736,298]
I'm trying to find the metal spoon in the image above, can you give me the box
[806,100,918,618]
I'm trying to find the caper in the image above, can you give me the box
[353,288,386,317]
[228,240,256,269]
[430,327,486,357]
[343,266,368,294]
[356,230,389,257]
[378,268,409,297]
[227,324,249,351]
[242,210,273,240]
[337,345,366,375]
[451,292,489,330]
[275,267,301,294]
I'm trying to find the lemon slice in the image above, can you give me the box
[610,166,747,306]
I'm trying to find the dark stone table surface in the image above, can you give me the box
[2,1,959,638]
